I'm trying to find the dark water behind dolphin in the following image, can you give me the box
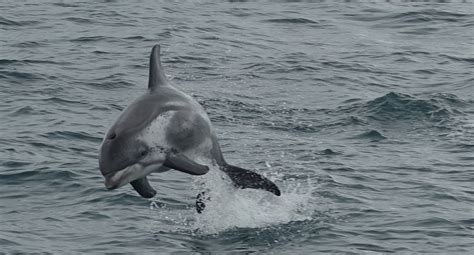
[1,1,473,254]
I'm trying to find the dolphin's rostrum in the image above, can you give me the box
[99,45,280,212]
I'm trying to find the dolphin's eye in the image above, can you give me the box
[140,150,148,157]
[108,133,117,140]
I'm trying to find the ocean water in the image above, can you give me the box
[1,1,473,254]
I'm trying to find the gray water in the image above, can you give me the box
[1,1,473,254]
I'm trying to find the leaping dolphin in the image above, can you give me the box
[99,45,280,212]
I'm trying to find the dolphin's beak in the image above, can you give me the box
[102,163,157,190]
[103,167,132,190]
[104,174,119,190]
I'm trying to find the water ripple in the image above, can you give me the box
[0,1,473,254]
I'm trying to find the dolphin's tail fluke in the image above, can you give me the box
[195,164,281,213]
[221,164,281,196]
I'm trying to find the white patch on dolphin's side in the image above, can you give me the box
[139,111,175,151]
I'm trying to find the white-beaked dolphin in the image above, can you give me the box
[99,45,280,212]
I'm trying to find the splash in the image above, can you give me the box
[147,166,318,235]
[190,167,318,234]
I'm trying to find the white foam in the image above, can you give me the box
[190,167,318,234]
[148,165,319,235]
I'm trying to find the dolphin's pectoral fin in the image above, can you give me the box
[130,176,157,198]
[164,153,209,175]
[221,165,281,196]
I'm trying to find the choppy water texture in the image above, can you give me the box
[1,1,473,254]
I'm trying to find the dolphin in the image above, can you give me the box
[99,45,280,211]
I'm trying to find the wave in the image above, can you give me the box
[349,9,469,24]
[199,97,324,133]
[65,17,92,24]
[11,41,45,48]
[440,54,474,64]
[70,36,109,42]
[0,17,39,26]
[0,237,20,246]
[0,59,69,66]
[264,18,319,24]
[0,168,79,185]
[0,70,45,82]
[352,130,387,141]
[79,77,136,90]
[7,106,51,116]
[199,92,468,135]
[52,2,80,7]
[43,97,89,106]
[337,92,467,127]
[41,130,102,143]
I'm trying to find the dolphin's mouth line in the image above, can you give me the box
[103,162,162,190]
[104,165,135,190]
[104,163,144,190]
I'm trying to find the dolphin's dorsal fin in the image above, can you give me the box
[148,44,168,90]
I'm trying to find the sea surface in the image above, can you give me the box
[1,1,473,254]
